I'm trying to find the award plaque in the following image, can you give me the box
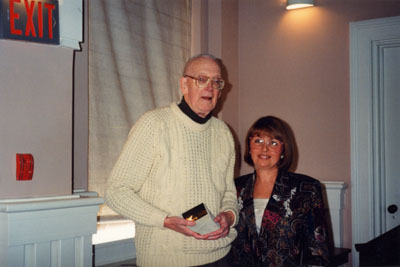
[182,203,220,235]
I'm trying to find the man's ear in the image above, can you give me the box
[180,76,188,95]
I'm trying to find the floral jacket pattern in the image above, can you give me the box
[230,171,331,267]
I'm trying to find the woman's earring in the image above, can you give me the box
[280,154,284,159]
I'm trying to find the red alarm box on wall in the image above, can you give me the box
[16,154,34,181]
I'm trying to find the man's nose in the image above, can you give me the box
[204,81,213,91]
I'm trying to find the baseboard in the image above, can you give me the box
[94,238,136,266]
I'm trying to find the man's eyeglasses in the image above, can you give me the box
[184,75,225,91]
[250,137,283,152]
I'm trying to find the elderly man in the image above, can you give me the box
[105,54,238,267]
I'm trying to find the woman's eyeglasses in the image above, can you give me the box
[250,137,283,152]
[184,75,225,91]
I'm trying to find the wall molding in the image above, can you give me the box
[94,238,136,266]
[322,181,347,248]
[0,192,103,267]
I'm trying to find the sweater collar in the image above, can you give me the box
[178,97,213,124]
[171,103,212,131]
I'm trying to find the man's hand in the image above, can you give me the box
[199,211,234,240]
[163,216,206,239]
[164,211,234,240]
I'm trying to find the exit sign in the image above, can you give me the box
[0,0,59,45]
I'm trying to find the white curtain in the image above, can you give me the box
[88,0,191,217]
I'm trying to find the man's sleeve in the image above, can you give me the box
[220,130,239,227]
[105,112,168,229]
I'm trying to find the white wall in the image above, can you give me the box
[0,40,74,198]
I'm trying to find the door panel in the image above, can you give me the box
[384,46,400,230]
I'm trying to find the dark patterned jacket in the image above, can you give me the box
[230,171,331,267]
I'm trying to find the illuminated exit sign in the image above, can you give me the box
[0,0,59,45]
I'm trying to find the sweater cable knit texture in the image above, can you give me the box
[105,103,238,266]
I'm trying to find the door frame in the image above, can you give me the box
[350,15,400,266]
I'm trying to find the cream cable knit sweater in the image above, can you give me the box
[105,103,238,267]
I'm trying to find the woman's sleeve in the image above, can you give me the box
[303,181,331,266]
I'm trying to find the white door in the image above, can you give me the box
[350,15,400,266]
[384,46,400,230]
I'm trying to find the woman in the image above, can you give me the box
[230,116,330,266]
